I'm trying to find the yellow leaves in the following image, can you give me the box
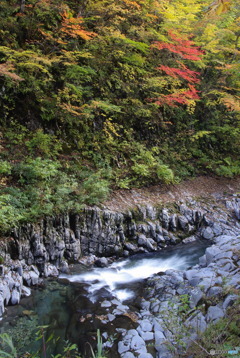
[206,0,232,16]
[59,103,84,116]
[0,62,24,81]
[103,118,121,143]
[158,0,205,30]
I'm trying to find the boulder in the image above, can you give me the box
[206,306,224,323]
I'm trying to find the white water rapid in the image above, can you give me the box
[60,251,192,302]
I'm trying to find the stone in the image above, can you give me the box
[156,235,165,244]
[139,331,154,341]
[44,263,59,277]
[59,261,69,273]
[198,254,207,267]
[138,354,154,358]
[207,286,223,297]
[205,246,222,265]
[206,306,224,323]
[161,209,169,229]
[138,319,153,332]
[21,286,31,297]
[118,341,130,354]
[0,296,4,316]
[124,243,138,252]
[189,288,203,308]
[101,300,112,308]
[178,216,189,232]
[222,294,238,311]
[202,227,214,240]
[186,311,207,333]
[130,334,146,351]
[182,236,196,244]
[169,214,178,231]
[11,288,20,305]
[23,270,39,286]
[94,257,109,267]
[121,353,135,358]
[138,235,155,251]
[107,313,115,322]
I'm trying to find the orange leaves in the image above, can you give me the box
[0,62,24,82]
[221,94,240,112]
[60,11,96,41]
[39,9,96,48]
[121,0,141,10]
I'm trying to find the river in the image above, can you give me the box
[0,240,209,357]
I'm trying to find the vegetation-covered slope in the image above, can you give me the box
[0,0,239,232]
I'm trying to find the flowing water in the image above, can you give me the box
[0,240,209,357]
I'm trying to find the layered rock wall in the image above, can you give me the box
[0,196,239,321]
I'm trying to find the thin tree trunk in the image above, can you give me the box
[20,0,25,13]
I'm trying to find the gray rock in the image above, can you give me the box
[189,288,203,308]
[186,311,207,333]
[178,216,189,232]
[137,236,155,251]
[198,254,207,267]
[121,353,135,358]
[101,300,112,308]
[138,319,153,332]
[95,257,109,267]
[205,246,222,265]
[206,306,224,323]
[59,261,69,273]
[202,227,214,240]
[182,236,196,244]
[23,270,39,286]
[212,223,223,236]
[21,286,31,297]
[138,354,154,358]
[118,341,130,354]
[222,294,238,311]
[130,334,146,351]
[0,296,4,316]
[139,331,154,341]
[44,263,59,277]
[124,243,138,252]
[161,209,169,229]
[207,286,223,297]
[11,288,20,305]
[156,235,165,244]
[107,313,115,322]
[169,214,178,231]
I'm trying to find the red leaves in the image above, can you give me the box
[157,64,200,83]
[153,85,200,107]
[150,31,203,108]
[152,31,204,61]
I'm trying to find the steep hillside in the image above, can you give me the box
[0,0,239,233]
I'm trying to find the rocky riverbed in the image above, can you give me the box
[0,184,239,357]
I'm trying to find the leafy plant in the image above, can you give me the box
[0,333,18,358]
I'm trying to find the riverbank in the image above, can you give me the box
[0,177,239,357]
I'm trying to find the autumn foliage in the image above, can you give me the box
[151,31,204,107]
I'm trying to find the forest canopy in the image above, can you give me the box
[0,0,239,232]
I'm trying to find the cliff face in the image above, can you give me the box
[2,205,205,270]
[0,193,239,319]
